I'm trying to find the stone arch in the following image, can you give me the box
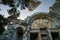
[28,13,55,27]
[16,27,23,39]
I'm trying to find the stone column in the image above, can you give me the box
[27,26,30,40]
[48,29,53,40]
[38,30,41,40]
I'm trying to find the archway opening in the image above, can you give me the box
[30,33,38,40]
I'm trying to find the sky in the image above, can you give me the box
[0,0,55,20]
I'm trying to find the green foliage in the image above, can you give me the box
[1,0,41,11]
[0,14,7,34]
[21,21,28,26]
[2,0,15,7]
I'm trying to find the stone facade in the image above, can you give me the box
[26,13,59,40]
[25,0,60,40]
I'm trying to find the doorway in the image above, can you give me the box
[30,33,38,40]
[51,32,59,40]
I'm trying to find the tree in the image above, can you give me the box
[7,7,20,21]
[1,0,41,11]
[0,0,41,21]
[0,0,41,35]
[0,14,7,34]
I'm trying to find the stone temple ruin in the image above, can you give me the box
[0,0,60,40]
[24,0,60,40]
